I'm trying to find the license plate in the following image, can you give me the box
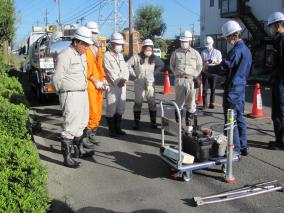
[40,58,54,69]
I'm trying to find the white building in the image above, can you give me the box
[200,0,284,51]
[200,0,284,75]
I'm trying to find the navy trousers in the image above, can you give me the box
[223,85,247,153]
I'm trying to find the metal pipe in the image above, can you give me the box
[160,101,165,147]
[225,109,236,183]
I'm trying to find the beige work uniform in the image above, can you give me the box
[127,54,164,112]
[170,47,203,113]
[53,46,89,139]
[103,50,129,117]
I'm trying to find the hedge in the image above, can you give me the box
[0,96,30,140]
[0,73,50,212]
[0,135,50,212]
[0,74,28,106]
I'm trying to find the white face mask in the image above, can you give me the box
[144,51,152,57]
[206,44,213,50]
[92,34,98,42]
[180,42,190,49]
[114,45,123,53]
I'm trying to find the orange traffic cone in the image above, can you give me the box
[249,83,264,117]
[163,70,172,95]
[197,79,203,106]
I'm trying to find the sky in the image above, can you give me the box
[15,0,200,46]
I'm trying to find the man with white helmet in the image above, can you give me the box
[103,32,129,137]
[170,30,203,133]
[127,39,164,129]
[209,20,252,156]
[53,26,94,168]
[267,12,284,150]
[83,21,107,148]
[201,36,222,109]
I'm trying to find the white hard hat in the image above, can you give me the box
[180,31,193,41]
[74,26,93,45]
[204,36,214,47]
[111,32,125,45]
[142,39,154,47]
[221,20,242,37]
[267,12,284,26]
[85,21,100,33]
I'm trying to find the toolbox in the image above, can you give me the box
[182,133,213,162]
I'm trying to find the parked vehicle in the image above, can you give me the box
[153,48,162,58]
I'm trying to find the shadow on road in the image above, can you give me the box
[99,151,170,179]
[248,140,270,149]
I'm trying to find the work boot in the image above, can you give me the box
[73,136,94,158]
[106,116,117,137]
[149,110,158,129]
[85,128,97,144]
[175,110,183,123]
[61,138,81,168]
[82,130,96,149]
[114,114,126,135]
[209,103,215,109]
[268,141,284,150]
[133,111,141,130]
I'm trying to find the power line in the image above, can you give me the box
[61,0,99,21]
[61,0,104,24]
[172,0,200,17]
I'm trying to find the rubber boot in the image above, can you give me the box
[73,136,94,158]
[61,138,81,168]
[185,111,194,134]
[133,111,141,130]
[149,110,158,129]
[106,117,117,137]
[114,114,126,135]
[82,130,96,149]
[85,128,97,144]
[175,110,183,123]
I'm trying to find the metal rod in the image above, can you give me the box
[196,185,283,206]
[199,180,279,200]
[160,101,165,147]
[225,109,236,183]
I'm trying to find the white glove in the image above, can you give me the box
[104,85,110,92]
[95,81,104,89]
[102,80,110,92]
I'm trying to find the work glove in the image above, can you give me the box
[95,81,104,90]
[102,80,110,92]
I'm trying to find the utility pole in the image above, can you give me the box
[129,0,133,56]
[45,9,48,27]
[78,17,85,25]
[56,0,61,26]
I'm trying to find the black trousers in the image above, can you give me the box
[271,80,284,146]
[202,73,218,107]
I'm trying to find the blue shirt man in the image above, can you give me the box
[209,20,252,155]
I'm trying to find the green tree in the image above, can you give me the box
[154,38,167,52]
[134,5,166,40]
[0,0,15,44]
[0,0,16,65]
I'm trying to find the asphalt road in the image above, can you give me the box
[23,73,284,213]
